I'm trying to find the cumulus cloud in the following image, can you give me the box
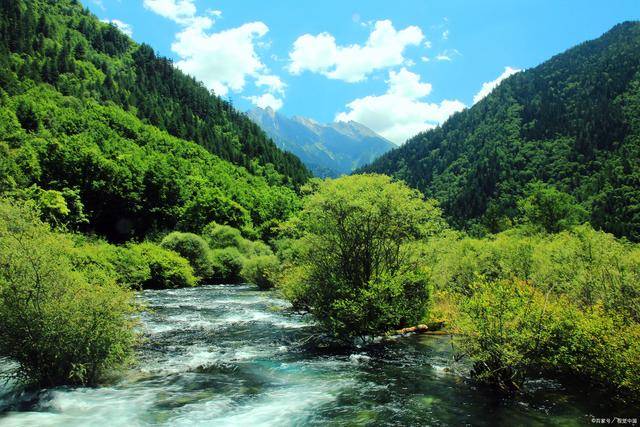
[336,68,466,144]
[143,0,197,25]
[245,93,284,111]
[255,74,286,96]
[102,19,133,37]
[172,21,271,96]
[473,66,521,104]
[144,0,283,102]
[287,20,424,83]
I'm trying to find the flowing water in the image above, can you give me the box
[0,285,634,426]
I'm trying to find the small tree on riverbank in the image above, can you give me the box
[0,200,138,386]
[279,174,445,340]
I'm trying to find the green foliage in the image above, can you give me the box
[0,0,310,186]
[209,247,245,284]
[362,22,640,241]
[129,242,197,289]
[429,225,640,401]
[0,200,137,387]
[458,279,573,392]
[279,174,443,339]
[0,85,300,241]
[160,232,213,282]
[179,190,251,234]
[202,222,246,250]
[241,255,280,290]
[517,182,587,233]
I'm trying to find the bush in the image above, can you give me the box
[241,255,280,290]
[130,242,197,289]
[457,278,640,400]
[0,200,137,386]
[202,222,245,250]
[280,174,443,339]
[209,247,245,283]
[326,271,431,339]
[457,279,572,392]
[160,232,214,281]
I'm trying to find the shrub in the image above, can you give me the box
[130,242,197,289]
[279,174,443,339]
[456,279,572,392]
[209,247,245,283]
[202,222,245,250]
[457,278,640,400]
[0,200,137,387]
[241,255,280,290]
[160,232,214,281]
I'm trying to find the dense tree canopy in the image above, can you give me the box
[0,0,310,186]
[0,85,301,241]
[362,22,640,241]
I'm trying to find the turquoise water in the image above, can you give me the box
[0,285,634,426]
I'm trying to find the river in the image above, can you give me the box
[0,285,632,426]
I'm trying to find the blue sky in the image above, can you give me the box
[87,0,639,144]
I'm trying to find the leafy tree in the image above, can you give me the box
[280,174,444,339]
[160,232,214,281]
[0,199,137,386]
[517,182,587,233]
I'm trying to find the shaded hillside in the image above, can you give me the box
[362,22,640,240]
[248,107,395,177]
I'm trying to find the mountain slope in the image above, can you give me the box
[248,107,395,177]
[362,22,640,240]
[0,0,310,186]
[0,0,303,241]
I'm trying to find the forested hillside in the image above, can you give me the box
[0,0,310,186]
[362,22,640,240]
[0,0,305,242]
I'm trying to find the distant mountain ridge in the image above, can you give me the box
[248,107,395,177]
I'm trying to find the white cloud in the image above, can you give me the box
[424,40,432,49]
[173,21,270,96]
[255,75,286,95]
[473,66,521,104]
[336,68,466,144]
[442,30,449,40]
[435,49,460,62]
[143,0,197,25]
[102,19,133,37]
[287,20,424,83]
[245,93,284,111]
[421,56,430,62]
[144,0,283,102]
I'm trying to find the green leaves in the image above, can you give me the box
[0,199,137,387]
[279,174,442,339]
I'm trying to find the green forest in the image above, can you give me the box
[362,22,640,242]
[0,0,638,422]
